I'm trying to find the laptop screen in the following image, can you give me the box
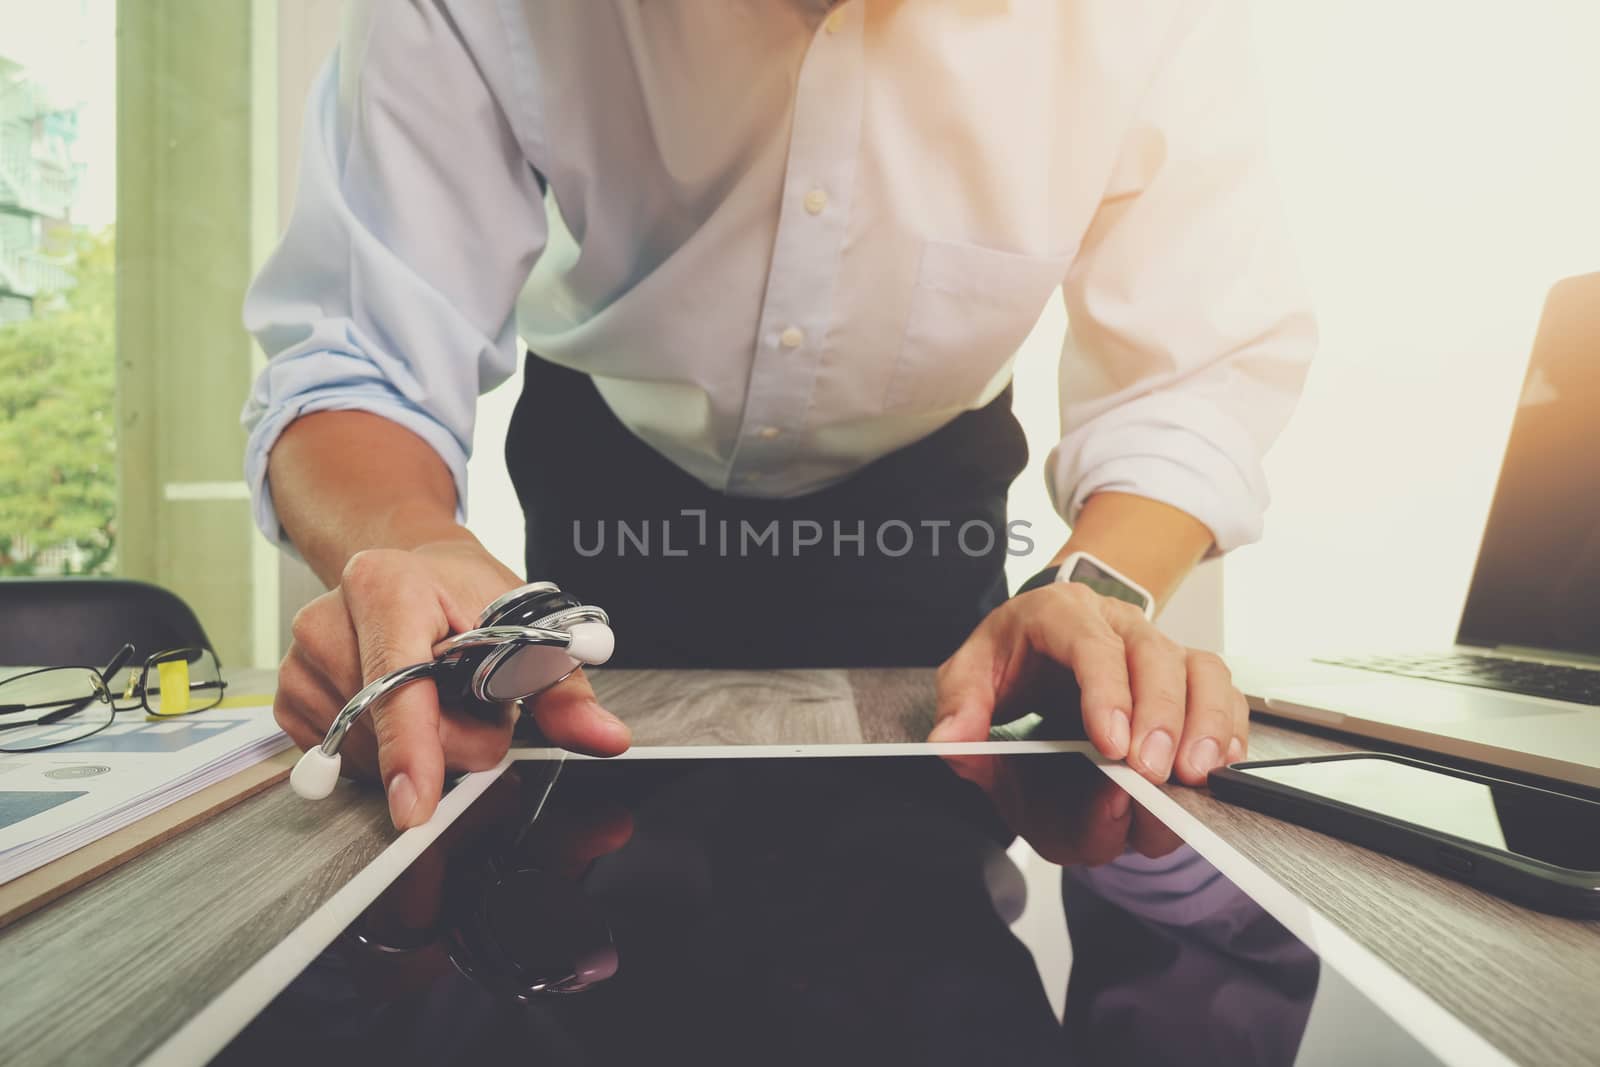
[1457,275,1600,658]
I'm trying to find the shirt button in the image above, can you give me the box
[779,326,805,349]
[758,426,782,441]
[803,188,828,215]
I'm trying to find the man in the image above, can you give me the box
[245,0,1314,830]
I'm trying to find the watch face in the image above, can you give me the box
[1067,556,1149,612]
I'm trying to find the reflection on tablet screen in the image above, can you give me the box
[214,753,1446,1066]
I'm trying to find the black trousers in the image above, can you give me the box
[505,356,1029,669]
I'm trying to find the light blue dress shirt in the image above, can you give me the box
[243,0,1315,554]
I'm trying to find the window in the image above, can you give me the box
[1225,0,1600,655]
[1,0,282,669]
[0,4,113,577]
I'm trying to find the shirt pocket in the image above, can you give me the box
[885,238,1073,413]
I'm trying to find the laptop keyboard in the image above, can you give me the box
[1316,653,1600,706]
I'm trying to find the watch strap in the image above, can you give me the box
[1015,565,1061,597]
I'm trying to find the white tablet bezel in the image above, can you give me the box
[143,741,1515,1067]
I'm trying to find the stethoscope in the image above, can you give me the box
[290,582,615,801]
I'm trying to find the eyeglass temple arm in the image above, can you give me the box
[101,643,136,680]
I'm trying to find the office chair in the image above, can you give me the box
[0,577,213,667]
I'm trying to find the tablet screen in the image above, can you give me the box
[211,751,1452,1066]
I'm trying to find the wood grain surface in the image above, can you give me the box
[594,669,863,745]
[1160,722,1600,1067]
[0,667,1594,1066]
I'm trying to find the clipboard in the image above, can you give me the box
[0,748,296,929]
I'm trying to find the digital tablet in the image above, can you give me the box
[145,742,1512,1067]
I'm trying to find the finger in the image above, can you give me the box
[331,719,382,779]
[438,701,517,771]
[276,691,383,782]
[1119,622,1187,783]
[273,650,329,749]
[342,552,453,830]
[275,651,382,772]
[1129,804,1185,859]
[1227,688,1251,764]
[279,652,384,779]
[279,648,346,727]
[271,691,323,753]
[981,755,1129,867]
[296,603,365,701]
[1045,759,1133,864]
[1018,585,1134,759]
[550,807,636,877]
[282,595,377,774]
[527,670,631,756]
[939,752,1000,793]
[1072,782,1137,867]
[931,614,1011,743]
[1173,651,1236,786]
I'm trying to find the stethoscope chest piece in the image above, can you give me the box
[290,582,614,800]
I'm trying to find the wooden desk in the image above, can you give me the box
[1,668,1595,1066]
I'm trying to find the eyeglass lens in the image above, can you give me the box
[0,667,115,752]
[140,648,225,717]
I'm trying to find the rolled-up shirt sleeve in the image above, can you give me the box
[1048,0,1316,555]
[241,0,547,545]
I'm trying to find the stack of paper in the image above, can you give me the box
[0,705,290,884]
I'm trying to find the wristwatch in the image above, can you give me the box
[1016,551,1154,619]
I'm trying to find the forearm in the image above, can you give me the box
[267,410,478,587]
[1049,492,1214,612]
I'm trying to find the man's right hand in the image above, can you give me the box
[273,539,632,830]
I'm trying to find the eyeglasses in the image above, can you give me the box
[0,643,227,753]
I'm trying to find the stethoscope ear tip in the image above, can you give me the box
[290,747,343,800]
[565,621,615,666]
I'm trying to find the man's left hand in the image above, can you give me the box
[930,581,1247,785]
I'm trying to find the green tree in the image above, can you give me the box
[0,228,116,574]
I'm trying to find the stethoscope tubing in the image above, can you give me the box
[317,660,443,756]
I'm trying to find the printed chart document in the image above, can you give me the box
[0,706,290,884]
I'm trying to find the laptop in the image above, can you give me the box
[1233,274,1600,789]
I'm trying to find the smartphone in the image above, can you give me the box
[1209,753,1600,916]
